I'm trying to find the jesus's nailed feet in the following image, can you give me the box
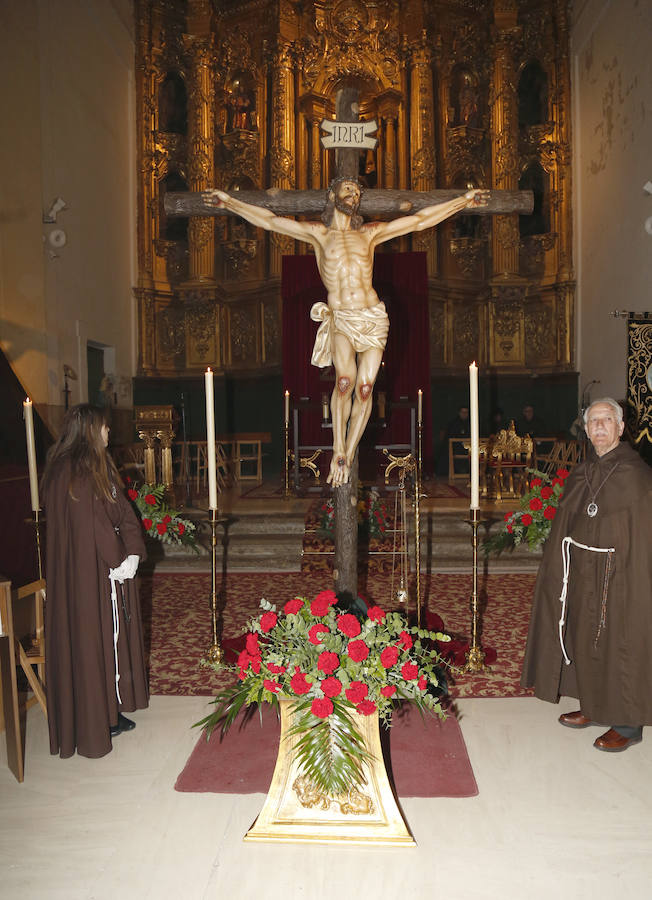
[558,710,594,729]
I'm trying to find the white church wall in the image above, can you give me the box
[572,0,652,405]
[0,0,49,411]
[0,0,136,436]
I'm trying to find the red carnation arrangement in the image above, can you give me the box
[126,482,198,552]
[198,588,452,796]
[484,467,570,555]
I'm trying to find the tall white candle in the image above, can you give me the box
[204,368,218,510]
[469,362,480,509]
[23,398,40,512]
[417,389,423,425]
[284,390,290,425]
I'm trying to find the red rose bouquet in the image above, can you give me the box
[126,480,199,552]
[198,589,451,795]
[483,467,570,555]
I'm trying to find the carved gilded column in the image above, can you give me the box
[300,94,327,190]
[378,91,401,191]
[554,0,573,281]
[269,42,295,275]
[135,288,156,374]
[398,53,409,189]
[409,34,437,271]
[184,34,216,284]
[490,3,520,278]
[135,0,156,291]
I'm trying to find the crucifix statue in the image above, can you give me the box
[202,180,488,486]
[165,86,532,598]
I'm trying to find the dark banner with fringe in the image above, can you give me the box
[627,316,652,444]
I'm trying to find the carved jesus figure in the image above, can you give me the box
[203,179,488,485]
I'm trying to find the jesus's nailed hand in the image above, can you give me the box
[201,189,228,208]
[465,188,490,207]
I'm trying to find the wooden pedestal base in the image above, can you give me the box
[245,699,415,847]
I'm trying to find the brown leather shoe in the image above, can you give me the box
[558,710,593,728]
[594,728,642,752]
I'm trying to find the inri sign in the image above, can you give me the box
[320,119,378,150]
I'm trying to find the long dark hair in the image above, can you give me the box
[42,404,120,502]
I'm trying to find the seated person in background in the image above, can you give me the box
[516,403,547,438]
[485,406,504,437]
[436,406,470,475]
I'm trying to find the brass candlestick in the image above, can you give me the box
[284,420,291,498]
[462,507,489,673]
[203,507,224,666]
[32,508,44,580]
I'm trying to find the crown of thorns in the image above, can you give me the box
[327,175,364,195]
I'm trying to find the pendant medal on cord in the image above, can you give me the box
[584,462,619,518]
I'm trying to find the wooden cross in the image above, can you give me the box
[165,88,532,602]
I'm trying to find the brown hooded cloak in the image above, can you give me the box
[44,460,148,758]
[521,441,652,727]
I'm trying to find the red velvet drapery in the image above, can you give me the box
[281,251,432,469]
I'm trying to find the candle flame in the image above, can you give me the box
[206,367,212,373]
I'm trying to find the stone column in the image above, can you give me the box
[269,42,295,275]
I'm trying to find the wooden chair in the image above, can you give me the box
[232,432,270,484]
[534,438,583,477]
[448,437,471,483]
[194,441,230,493]
[0,577,47,782]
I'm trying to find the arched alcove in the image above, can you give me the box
[158,72,187,134]
[449,66,480,127]
[518,61,548,128]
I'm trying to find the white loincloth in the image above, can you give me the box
[310,302,389,367]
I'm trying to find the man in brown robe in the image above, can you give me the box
[521,398,652,751]
[45,464,149,758]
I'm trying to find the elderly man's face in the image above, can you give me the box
[586,402,624,457]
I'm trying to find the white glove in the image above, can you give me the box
[109,554,139,582]
[124,554,140,579]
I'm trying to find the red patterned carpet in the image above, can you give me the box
[141,570,536,700]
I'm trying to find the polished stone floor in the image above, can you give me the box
[2,694,651,899]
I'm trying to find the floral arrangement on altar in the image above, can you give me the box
[318,486,390,540]
[126,479,199,552]
[198,590,451,795]
[483,467,570,556]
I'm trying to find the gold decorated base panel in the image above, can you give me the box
[244,699,416,847]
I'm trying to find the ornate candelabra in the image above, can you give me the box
[462,507,489,672]
[203,507,224,666]
[284,419,292,498]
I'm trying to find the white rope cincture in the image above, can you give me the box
[558,536,615,666]
[109,574,123,704]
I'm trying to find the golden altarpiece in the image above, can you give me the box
[134,0,574,384]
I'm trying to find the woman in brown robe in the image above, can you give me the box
[43,404,149,758]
